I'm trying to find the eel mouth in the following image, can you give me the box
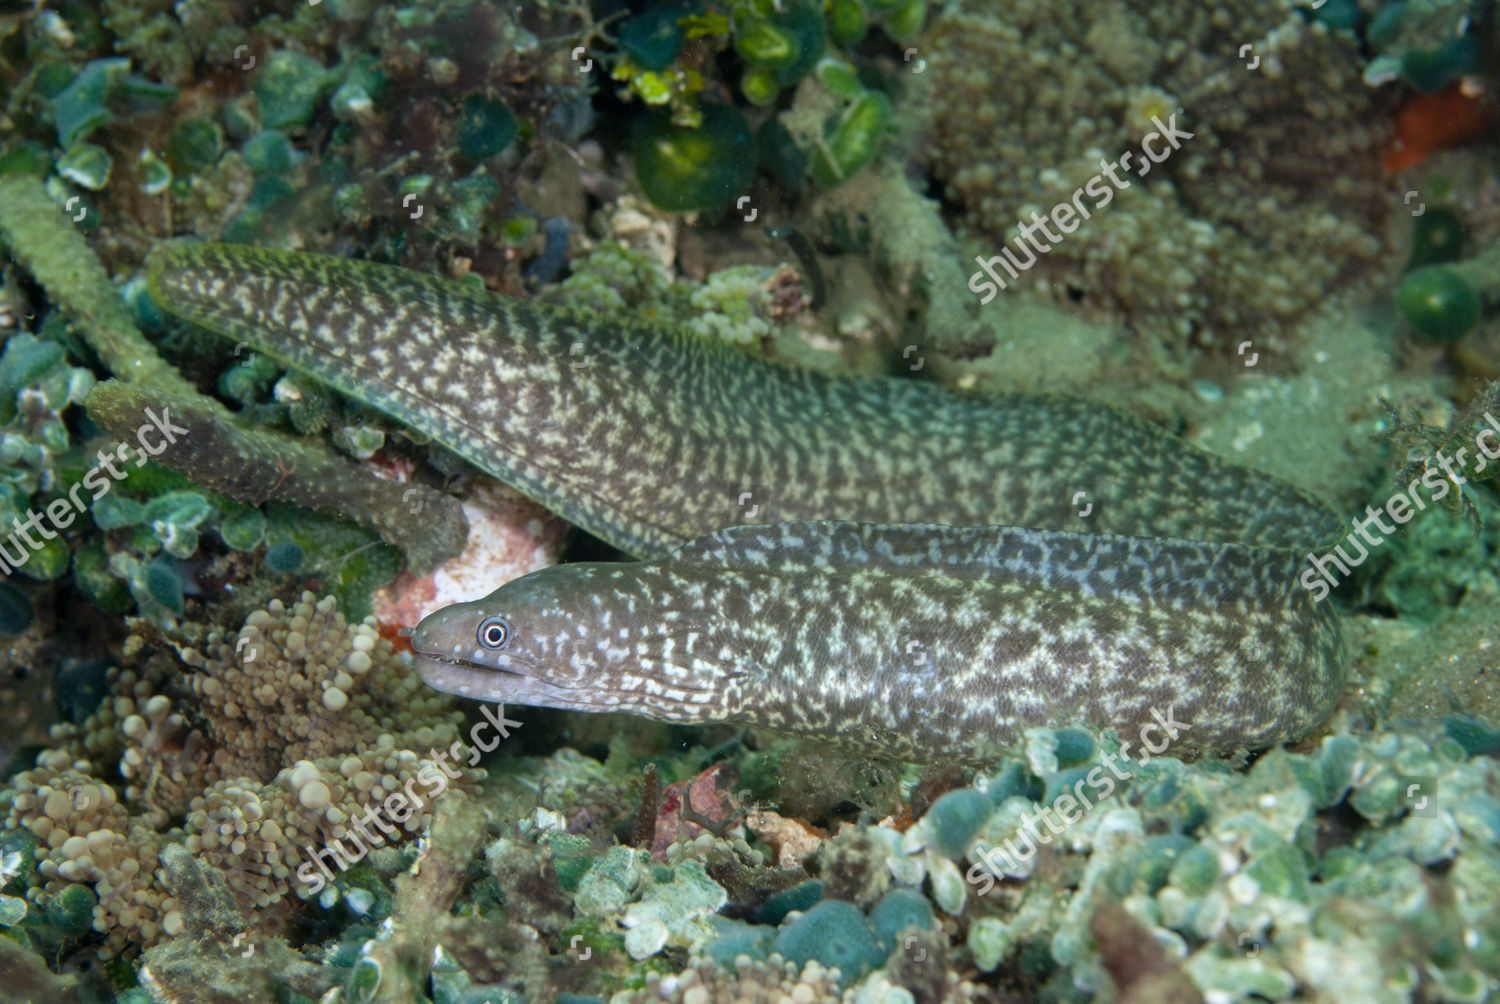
[412,650,600,711]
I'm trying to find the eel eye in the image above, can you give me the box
[477,616,511,650]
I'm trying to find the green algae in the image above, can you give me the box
[771,899,883,987]
[619,6,688,71]
[868,887,934,955]
[1401,34,1481,92]
[752,879,824,925]
[631,104,755,212]
[1407,206,1466,270]
[1397,265,1480,341]
[163,118,223,175]
[255,51,334,130]
[922,787,992,858]
[810,90,892,187]
[218,505,267,552]
[56,142,113,190]
[49,58,131,147]
[607,0,908,200]
[455,96,518,162]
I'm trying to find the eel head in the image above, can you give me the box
[411,562,653,714]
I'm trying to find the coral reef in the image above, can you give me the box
[919,0,1397,352]
[894,725,1500,1001]
[135,842,334,1002]
[1397,234,1500,344]
[156,718,1486,1002]
[374,477,569,626]
[0,175,197,398]
[3,592,480,956]
[545,239,812,350]
[808,162,988,356]
[2,0,1499,998]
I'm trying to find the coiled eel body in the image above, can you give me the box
[148,243,1347,759]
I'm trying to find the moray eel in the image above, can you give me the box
[147,243,1348,759]
[412,522,1344,761]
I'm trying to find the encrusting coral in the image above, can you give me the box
[0,175,468,574]
[0,177,201,399]
[87,375,468,577]
[920,0,1397,351]
[3,592,481,954]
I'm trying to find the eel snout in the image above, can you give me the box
[411,648,579,708]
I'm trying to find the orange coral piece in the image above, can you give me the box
[377,619,413,654]
[1383,83,1495,173]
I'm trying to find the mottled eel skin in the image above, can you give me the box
[148,243,1347,759]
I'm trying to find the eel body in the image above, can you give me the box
[412,522,1343,761]
[148,243,1348,758]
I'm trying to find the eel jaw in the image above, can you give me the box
[412,651,606,712]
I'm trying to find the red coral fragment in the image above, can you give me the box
[1384,83,1495,173]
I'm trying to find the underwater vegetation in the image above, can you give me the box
[0,0,1498,1001]
[610,0,912,209]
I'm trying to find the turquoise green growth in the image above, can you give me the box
[147,243,1350,759]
